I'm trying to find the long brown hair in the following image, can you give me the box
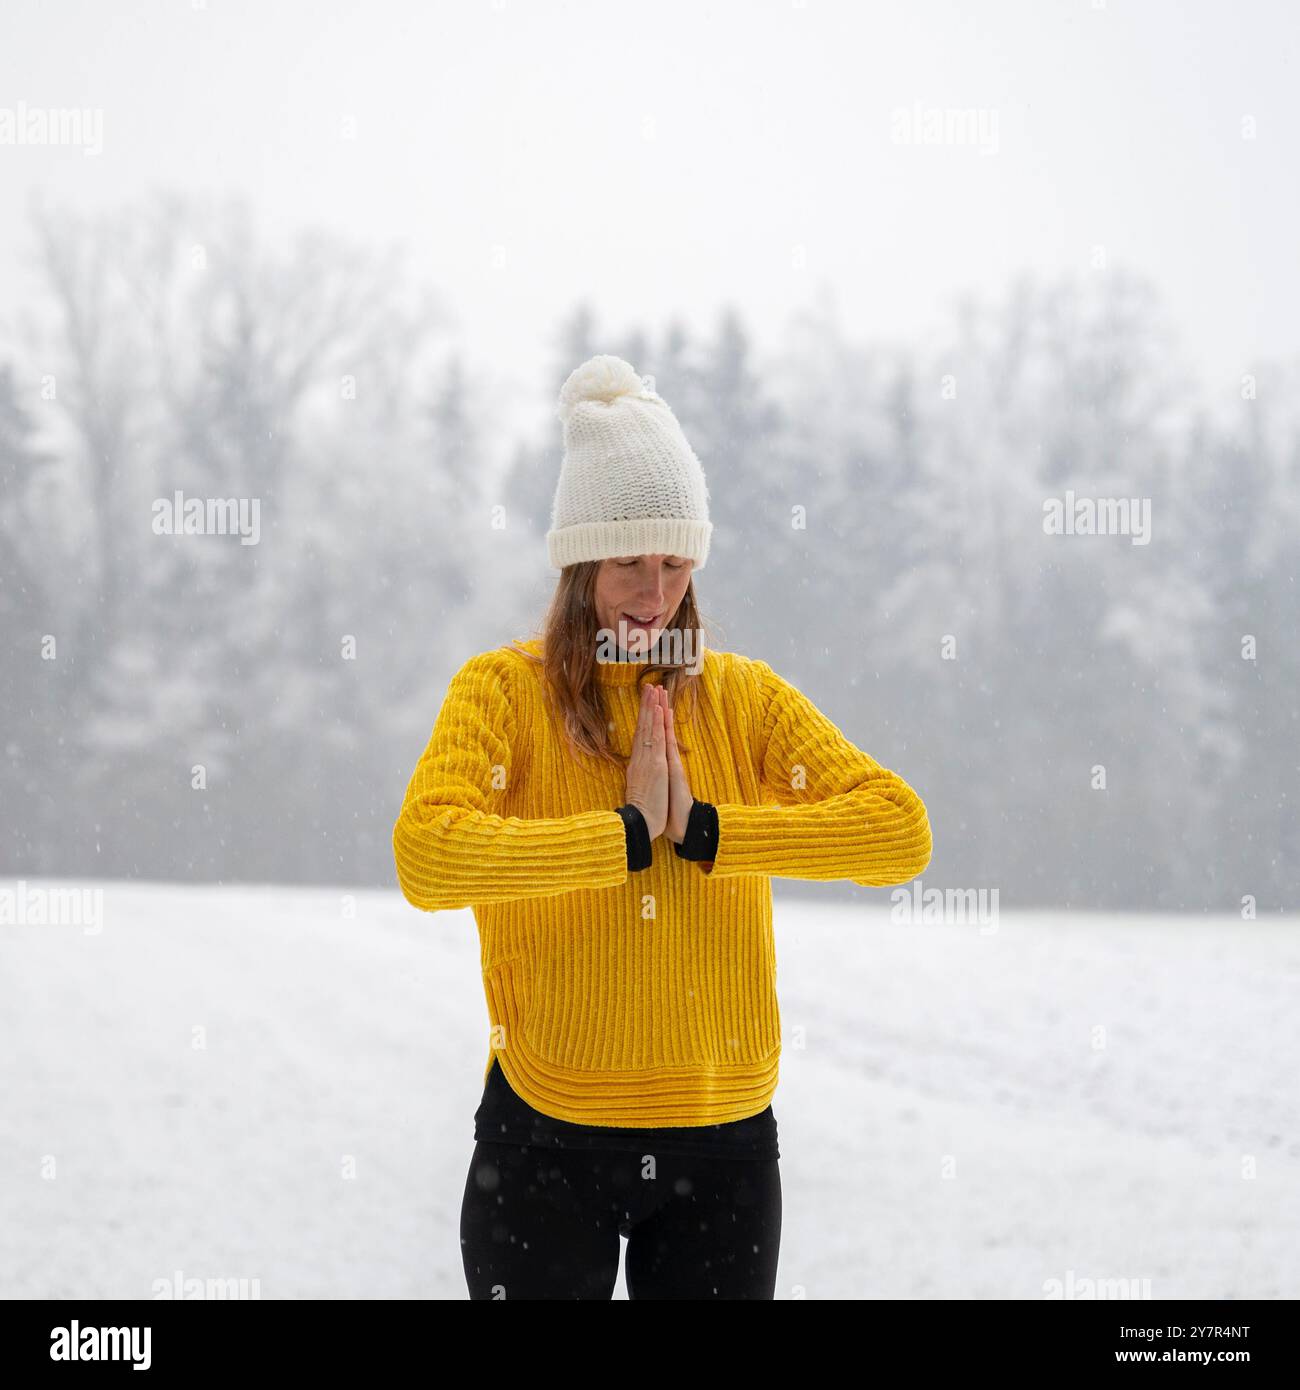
[508,561,721,766]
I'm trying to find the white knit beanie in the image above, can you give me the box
[546,354,712,571]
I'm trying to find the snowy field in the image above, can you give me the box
[1,877,1296,1300]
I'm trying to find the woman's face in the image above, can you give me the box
[594,554,693,649]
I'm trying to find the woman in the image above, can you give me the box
[393,355,932,1300]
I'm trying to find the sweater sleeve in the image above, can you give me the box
[706,659,932,886]
[393,652,629,911]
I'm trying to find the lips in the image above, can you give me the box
[622,611,661,625]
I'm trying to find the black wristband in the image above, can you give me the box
[616,804,653,872]
[674,800,718,861]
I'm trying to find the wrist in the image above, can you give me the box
[666,796,692,845]
[616,803,653,872]
[674,799,718,861]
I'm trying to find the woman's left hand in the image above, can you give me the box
[660,686,694,844]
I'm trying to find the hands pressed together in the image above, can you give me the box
[625,682,693,844]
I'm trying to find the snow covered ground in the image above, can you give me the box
[1,877,1295,1300]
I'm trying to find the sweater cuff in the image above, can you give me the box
[616,804,653,871]
[674,799,718,861]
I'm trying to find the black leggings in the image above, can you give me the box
[460,1140,782,1299]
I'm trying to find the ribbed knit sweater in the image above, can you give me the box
[392,637,932,1127]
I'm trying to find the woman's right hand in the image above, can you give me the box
[625,684,668,840]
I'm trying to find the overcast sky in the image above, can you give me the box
[2,0,1296,441]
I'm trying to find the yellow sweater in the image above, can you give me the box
[392,637,932,1127]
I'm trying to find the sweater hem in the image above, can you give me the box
[484,959,781,1128]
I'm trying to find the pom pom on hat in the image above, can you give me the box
[557,354,660,424]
